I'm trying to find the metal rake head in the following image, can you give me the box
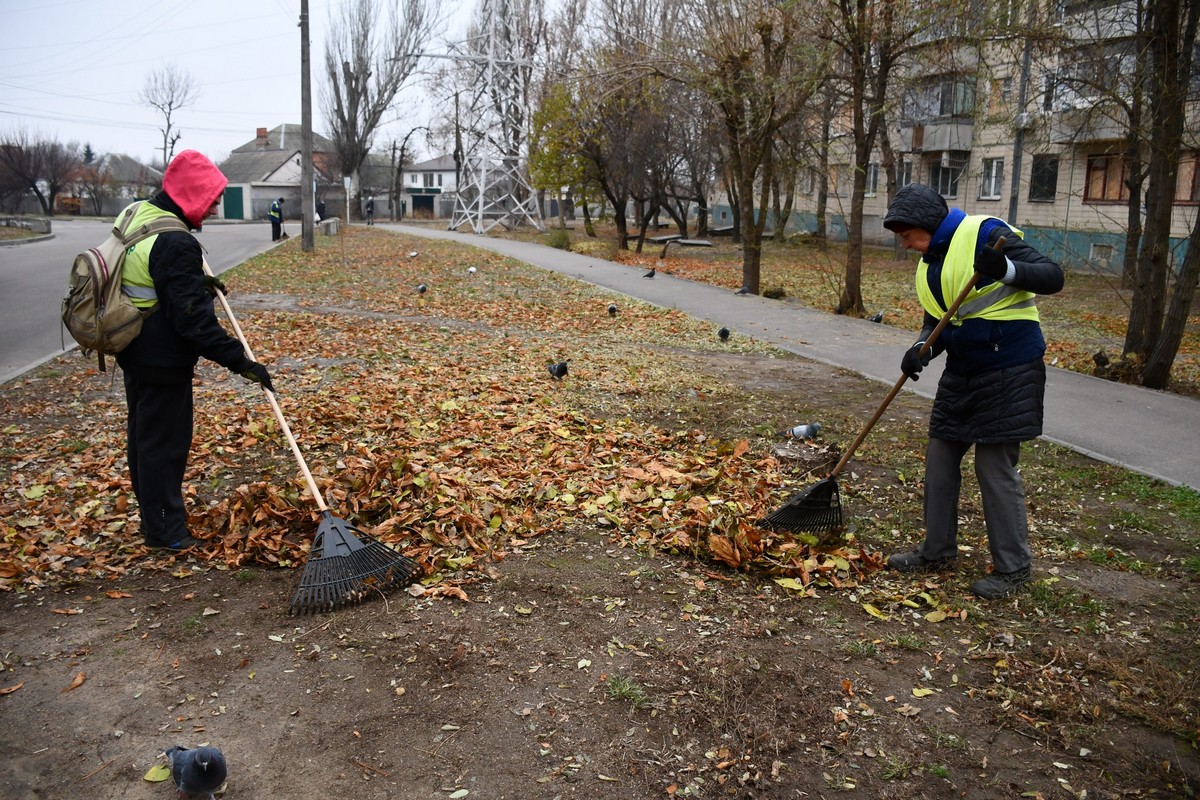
[289,512,419,615]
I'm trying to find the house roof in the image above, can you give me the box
[106,154,162,184]
[409,154,456,172]
[230,124,334,155]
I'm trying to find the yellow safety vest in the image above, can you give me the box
[916,215,1040,325]
[119,203,187,309]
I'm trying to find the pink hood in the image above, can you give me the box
[162,150,228,228]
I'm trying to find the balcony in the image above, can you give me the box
[1049,107,1127,145]
[898,120,974,153]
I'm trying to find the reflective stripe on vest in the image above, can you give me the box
[915,215,1040,325]
[119,203,180,309]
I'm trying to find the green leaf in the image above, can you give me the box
[23,485,47,500]
[143,764,171,782]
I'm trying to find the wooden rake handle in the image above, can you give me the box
[202,259,329,513]
[825,236,1007,480]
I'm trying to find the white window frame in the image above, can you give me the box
[980,158,1005,200]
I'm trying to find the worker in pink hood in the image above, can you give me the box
[115,149,274,551]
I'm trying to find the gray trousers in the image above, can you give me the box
[917,438,1032,574]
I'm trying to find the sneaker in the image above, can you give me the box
[887,550,957,573]
[970,567,1032,600]
[145,535,203,552]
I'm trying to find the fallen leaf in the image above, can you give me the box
[912,687,935,697]
[105,591,133,599]
[51,608,82,615]
[0,682,24,695]
[62,671,86,692]
[143,764,171,782]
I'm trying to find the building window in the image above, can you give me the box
[1085,154,1130,202]
[1029,155,1059,202]
[831,163,849,196]
[930,155,966,198]
[1042,70,1056,112]
[1176,151,1200,203]
[438,173,444,188]
[939,79,976,116]
[988,77,1012,115]
[896,160,914,187]
[980,158,1005,200]
[865,162,879,195]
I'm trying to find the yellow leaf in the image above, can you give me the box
[925,609,948,623]
[143,764,172,782]
[912,687,935,697]
[862,603,888,619]
[773,577,806,592]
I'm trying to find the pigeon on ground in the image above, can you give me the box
[607,303,618,318]
[642,267,656,279]
[718,326,731,342]
[734,287,750,295]
[547,361,569,380]
[417,284,427,294]
[468,266,477,274]
[165,745,227,799]
[408,251,419,258]
[869,311,885,323]
[777,422,822,440]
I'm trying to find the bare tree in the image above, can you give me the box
[822,0,970,316]
[139,64,199,168]
[322,0,439,218]
[1126,0,1199,388]
[681,0,829,295]
[0,128,79,215]
[77,147,112,216]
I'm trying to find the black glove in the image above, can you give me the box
[901,341,931,381]
[204,274,228,297]
[239,361,275,393]
[975,245,1009,282]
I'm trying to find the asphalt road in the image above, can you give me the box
[0,220,276,384]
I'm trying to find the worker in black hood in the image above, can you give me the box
[882,183,1063,599]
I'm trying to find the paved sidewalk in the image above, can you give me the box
[390,224,1200,492]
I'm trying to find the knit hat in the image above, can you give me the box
[882,183,949,233]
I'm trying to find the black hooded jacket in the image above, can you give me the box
[115,192,250,383]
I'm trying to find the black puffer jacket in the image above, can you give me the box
[116,192,249,384]
[930,359,1047,443]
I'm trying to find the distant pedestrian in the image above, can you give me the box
[365,196,375,226]
[316,200,326,221]
[269,197,285,241]
[115,150,274,551]
[882,183,1063,600]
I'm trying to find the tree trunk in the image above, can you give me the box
[695,194,709,236]
[1143,218,1200,388]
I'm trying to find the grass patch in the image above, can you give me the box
[604,674,650,709]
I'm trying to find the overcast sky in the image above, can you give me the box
[0,0,473,166]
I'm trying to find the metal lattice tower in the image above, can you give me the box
[449,0,543,234]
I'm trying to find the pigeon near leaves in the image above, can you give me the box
[869,311,885,323]
[166,745,227,799]
[407,251,419,258]
[718,326,731,342]
[547,361,569,380]
[607,303,618,318]
[468,266,477,274]
[416,284,427,294]
[642,267,656,279]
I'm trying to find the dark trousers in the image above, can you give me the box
[123,373,193,546]
[270,218,282,241]
[918,438,1032,574]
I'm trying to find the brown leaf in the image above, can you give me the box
[62,671,86,692]
[0,682,24,695]
[105,591,132,599]
[51,608,82,615]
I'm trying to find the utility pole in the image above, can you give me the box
[300,0,315,251]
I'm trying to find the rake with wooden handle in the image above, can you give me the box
[203,260,419,614]
[757,238,1006,536]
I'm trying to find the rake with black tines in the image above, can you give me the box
[202,260,419,615]
[758,238,1005,536]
